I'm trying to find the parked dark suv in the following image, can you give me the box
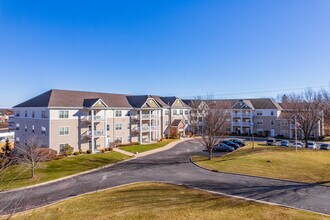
[229,139,246,147]
[222,141,240,150]
[266,138,277,146]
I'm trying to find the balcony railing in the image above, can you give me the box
[133,125,159,132]
[132,114,158,120]
[87,130,105,138]
[84,115,105,122]
[232,121,252,126]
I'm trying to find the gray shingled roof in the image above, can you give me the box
[160,97,177,106]
[126,95,150,108]
[14,90,283,110]
[14,89,132,108]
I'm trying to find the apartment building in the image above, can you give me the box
[230,99,282,136]
[12,90,325,153]
[12,90,191,153]
[230,98,324,138]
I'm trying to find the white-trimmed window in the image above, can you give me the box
[59,143,69,152]
[32,125,35,133]
[256,119,263,125]
[16,123,20,130]
[59,110,69,118]
[115,137,122,143]
[59,126,69,135]
[115,124,122,130]
[164,110,169,115]
[32,110,35,118]
[25,125,27,132]
[281,120,288,126]
[270,120,274,125]
[165,121,169,126]
[25,110,28,117]
[184,110,189,115]
[179,110,183,115]
[15,110,20,117]
[16,137,20,143]
[256,111,262,116]
[41,126,46,135]
[41,110,47,118]
[271,111,274,116]
[115,110,122,117]
[173,110,178,115]
[107,124,110,131]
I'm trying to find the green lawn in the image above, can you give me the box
[0,151,129,190]
[193,142,330,185]
[7,183,328,220]
[120,139,177,153]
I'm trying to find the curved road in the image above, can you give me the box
[1,139,330,216]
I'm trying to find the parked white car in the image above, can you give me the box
[307,141,317,150]
[292,141,304,148]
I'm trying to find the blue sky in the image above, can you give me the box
[0,0,329,107]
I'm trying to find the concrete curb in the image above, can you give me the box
[7,181,330,218]
[0,138,192,194]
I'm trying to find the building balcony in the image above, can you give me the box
[84,115,105,123]
[232,121,252,126]
[133,125,159,132]
[86,130,105,138]
[132,114,158,120]
[232,113,241,117]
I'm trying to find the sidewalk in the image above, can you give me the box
[133,138,193,158]
[113,148,135,157]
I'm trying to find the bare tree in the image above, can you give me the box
[321,88,330,136]
[189,97,231,160]
[16,136,48,178]
[282,88,326,147]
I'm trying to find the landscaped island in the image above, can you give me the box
[193,142,330,185]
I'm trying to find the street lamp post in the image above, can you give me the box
[250,122,255,150]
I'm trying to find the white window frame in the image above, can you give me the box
[59,110,69,119]
[41,126,46,135]
[59,143,69,152]
[41,110,47,118]
[115,124,122,130]
[115,110,122,117]
[256,119,263,125]
[115,137,123,143]
[256,111,262,116]
[59,126,69,135]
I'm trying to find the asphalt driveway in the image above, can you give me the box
[0,139,329,216]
